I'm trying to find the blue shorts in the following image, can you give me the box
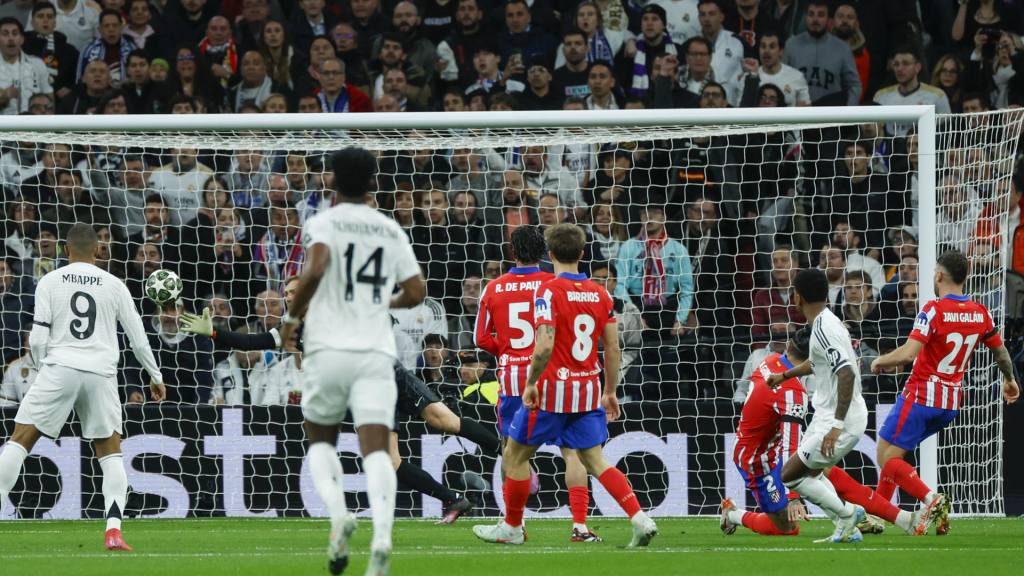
[879,395,959,451]
[508,406,609,449]
[496,395,522,437]
[738,462,789,514]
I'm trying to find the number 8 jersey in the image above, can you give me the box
[905,294,1004,410]
[532,272,616,413]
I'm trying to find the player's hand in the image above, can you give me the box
[765,373,786,389]
[787,500,809,522]
[1002,377,1020,404]
[150,380,166,402]
[128,391,145,404]
[602,393,620,422]
[522,384,539,410]
[821,427,842,458]
[179,308,214,336]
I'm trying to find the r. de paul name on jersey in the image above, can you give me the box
[493,280,542,294]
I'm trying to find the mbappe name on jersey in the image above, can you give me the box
[61,273,103,286]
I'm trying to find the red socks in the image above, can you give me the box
[503,476,532,527]
[742,512,798,535]
[597,468,641,518]
[568,486,589,524]
[827,467,900,523]
[877,459,932,502]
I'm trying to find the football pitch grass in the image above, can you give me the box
[2,517,1023,575]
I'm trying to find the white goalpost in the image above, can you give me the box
[0,106,1019,520]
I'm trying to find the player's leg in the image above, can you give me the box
[780,434,864,545]
[389,430,473,525]
[420,401,502,456]
[302,352,358,576]
[92,434,132,550]
[722,464,798,536]
[826,466,923,534]
[560,447,599,542]
[78,372,132,550]
[2,366,77,509]
[0,424,42,505]
[568,410,657,547]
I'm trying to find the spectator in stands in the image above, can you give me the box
[831,218,885,292]
[123,49,160,113]
[124,0,161,55]
[0,331,35,406]
[831,3,869,101]
[198,15,239,90]
[874,48,951,135]
[590,261,643,386]
[522,145,586,216]
[167,45,224,112]
[751,246,805,337]
[369,32,430,108]
[0,255,32,367]
[27,92,55,114]
[817,240,847,306]
[349,0,386,57]
[952,0,1022,51]
[54,0,100,53]
[836,269,880,339]
[570,0,625,67]
[465,43,524,95]
[488,169,537,243]
[650,0,700,46]
[228,50,290,112]
[227,150,270,211]
[589,202,627,261]
[419,333,459,387]
[681,193,739,330]
[259,19,293,90]
[253,287,284,333]
[24,2,79,102]
[0,17,53,115]
[252,200,302,293]
[435,0,485,87]
[78,9,136,86]
[698,0,742,87]
[29,223,62,280]
[124,240,161,312]
[316,57,372,112]
[288,0,335,59]
[148,148,213,227]
[553,28,591,101]
[932,54,966,112]
[651,39,709,108]
[392,293,448,363]
[447,274,482,351]
[727,0,773,57]
[732,322,791,403]
[736,31,809,107]
[965,29,1024,109]
[898,281,919,319]
[585,59,618,109]
[783,0,861,105]
[498,0,556,74]
[132,299,214,403]
[378,67,426,111]
[332,22,370,91]
[936,172,980,254]
[625,4,675,100]
[615,202,694,338]
[3,200,38,261]
[815,141,896,252]
[880,253,917,317]
[43,168,106,239]
[518,61,560,110]
[371,1,436,85]
[234,0,269,54]
[449,189,498,262]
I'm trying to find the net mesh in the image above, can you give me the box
[0,109,1021,520]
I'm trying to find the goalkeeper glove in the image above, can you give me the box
[179,308,214,337]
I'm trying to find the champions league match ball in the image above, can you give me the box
[145,269,183,304]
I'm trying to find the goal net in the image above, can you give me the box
[0,108,1020,520]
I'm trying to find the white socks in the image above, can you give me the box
[895,510,913,532]
[363,450,396,553]
[308,442,348,521]
[726,507,747,525]
[98,453,127,532]
[0,442,28,504]
[786,475,853,520]
[573,522,589,532]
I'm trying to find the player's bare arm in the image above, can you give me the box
[870,339,924,374]
[991,345,1021,404]
[391,274,426,310]
[523,324,555,409]
[822,365,856,458]
[281,243,329,344]
[766,360,812,388]
[601,321,621,422]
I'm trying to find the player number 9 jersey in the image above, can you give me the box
[532,273,615,413]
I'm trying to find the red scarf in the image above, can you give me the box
[641,228,668,306]
[198,37,238,85]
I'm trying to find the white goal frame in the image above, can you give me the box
[0,105,947,507]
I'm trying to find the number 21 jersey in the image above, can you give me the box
[905,294,1003,410]
[532,272,615,413]
[302,203,421,358]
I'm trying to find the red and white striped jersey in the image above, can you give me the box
[532,272,615,414]
[474,266,553,397]
[904,295,1003,410]
[733,353,808,477]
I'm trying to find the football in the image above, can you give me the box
[145,269,183,304]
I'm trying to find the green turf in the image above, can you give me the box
[1,517,1022,575]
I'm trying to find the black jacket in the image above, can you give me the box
[23,30,79,95]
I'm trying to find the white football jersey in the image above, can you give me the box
[301,203,421,358]
[32,262,161,381]
[148,164,213,226]
[808,308,867,424]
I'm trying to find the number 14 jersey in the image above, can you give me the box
[532,272,616,413]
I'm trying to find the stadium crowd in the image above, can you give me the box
[0,0,1023,406]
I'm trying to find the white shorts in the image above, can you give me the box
[798,412,868,470]
[14,364,122,440]
[301,350,396,428]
